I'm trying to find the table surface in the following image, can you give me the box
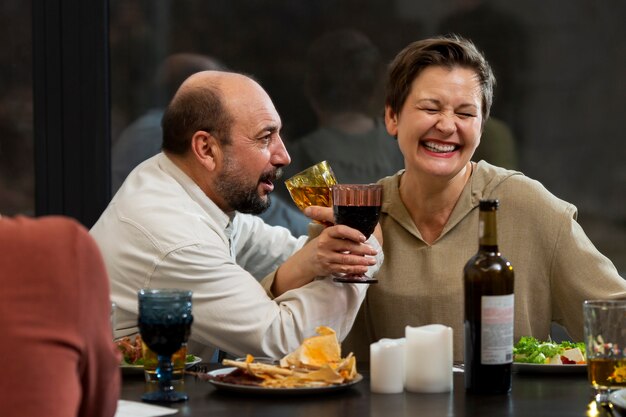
[120,364,613,417]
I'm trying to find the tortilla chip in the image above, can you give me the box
[280,326,341,369]
[300,365,344,384]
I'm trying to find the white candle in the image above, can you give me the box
[370,338,406,394]
[404,324,453,393]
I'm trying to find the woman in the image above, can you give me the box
[341,35,626,361]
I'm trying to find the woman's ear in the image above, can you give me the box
[190,130,221,171]
[384,106,399,137]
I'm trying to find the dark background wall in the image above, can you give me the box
[0,0,623,272]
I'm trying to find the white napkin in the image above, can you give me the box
[114,400,178,417]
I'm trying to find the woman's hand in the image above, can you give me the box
[303,205,334,225]
[272,206,379,295]
[305,205,384,247]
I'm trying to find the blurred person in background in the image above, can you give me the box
[280,29,404,198]
[1,215,120,417]
[470,115,518,169]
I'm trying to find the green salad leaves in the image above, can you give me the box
[513,336,585,364]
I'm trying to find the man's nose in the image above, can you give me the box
[271,135,291,166]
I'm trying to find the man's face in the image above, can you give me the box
[215,148,283,214]
[214,79,290,214]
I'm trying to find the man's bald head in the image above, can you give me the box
[161,71,272,155]
[161,71,233,155]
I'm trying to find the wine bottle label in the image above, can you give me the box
[480,294,514,365]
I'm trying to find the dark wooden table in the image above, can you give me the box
[120,364,613,417]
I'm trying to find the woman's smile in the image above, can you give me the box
[421,140,461,158]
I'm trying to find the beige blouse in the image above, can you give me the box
[343,161,626,362]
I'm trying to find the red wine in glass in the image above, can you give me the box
[332,184,383,284]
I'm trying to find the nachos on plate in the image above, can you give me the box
[213,326,358,388]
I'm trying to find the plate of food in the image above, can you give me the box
[206,367,363,395]
[512,336,587,374]
[115,335,201,374]
[199,326,363,395]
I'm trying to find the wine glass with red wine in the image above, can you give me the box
[138,288,193,403]
[331,183,383,284]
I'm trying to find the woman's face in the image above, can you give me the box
[385,66,483,181]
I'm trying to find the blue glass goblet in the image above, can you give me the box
[138,288,193,403]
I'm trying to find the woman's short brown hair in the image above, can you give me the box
[385,34,496,124]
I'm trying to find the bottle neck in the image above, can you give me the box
[478,209,499,251]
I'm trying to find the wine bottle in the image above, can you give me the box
[464,199,514,394]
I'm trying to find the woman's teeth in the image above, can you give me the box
[423,141,457,153]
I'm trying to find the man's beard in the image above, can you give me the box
[215,154,282,215]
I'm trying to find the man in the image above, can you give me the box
[112,53,309,235]
[91,71,383,360]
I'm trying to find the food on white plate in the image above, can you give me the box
[115,335,143,365]
[206,326,358,388]
[513,336,586,365]
[547,346,585,364]
[114,334,195,366]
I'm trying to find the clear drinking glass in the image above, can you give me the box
[285,161,338,236]
[284,160,337,212]
[583,299,626,405]
[138,288,193,403]
[331,183,383,284]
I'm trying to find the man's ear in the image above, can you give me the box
[190,130,221,171]
[384,106,399,137]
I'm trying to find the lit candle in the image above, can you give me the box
[370,338,405,394]
[404,324,453,393]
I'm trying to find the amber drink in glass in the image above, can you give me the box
[285,161,337,212]
[584,300,626,405]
